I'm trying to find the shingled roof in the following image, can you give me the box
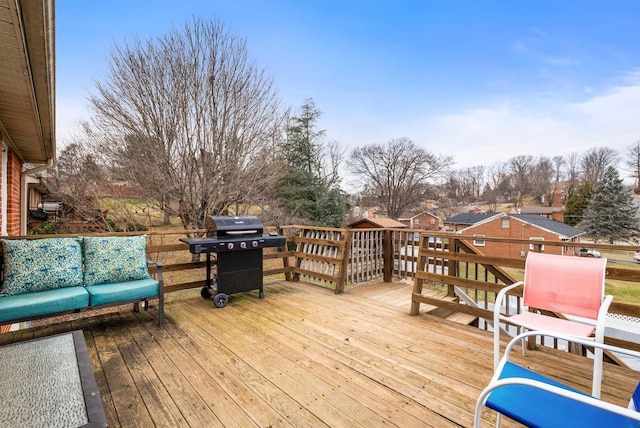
[511,214,584,239]
[443,212,500,225]
[349,217,408,229]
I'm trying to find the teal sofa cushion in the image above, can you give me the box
[0,287,89,323]
[83,235,151,286]
[86,278,159,307]
[0,238,84,296]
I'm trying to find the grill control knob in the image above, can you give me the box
[227,243,234,250]
[240,241,247,249]
[252,241,259,248]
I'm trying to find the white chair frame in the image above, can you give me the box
[476,330,640,428]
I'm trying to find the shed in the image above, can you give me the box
[349,217,408,229]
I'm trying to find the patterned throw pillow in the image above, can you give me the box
[1,238,84,295]
[83,235,150,286]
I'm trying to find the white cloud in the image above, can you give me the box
[543,56,581,66]
[529,27,550,42]
[511,39,526,53]
[418,82,640,169]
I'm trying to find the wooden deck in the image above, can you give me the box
[1,280,639,427]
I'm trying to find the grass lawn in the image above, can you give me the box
[457,260,640,306]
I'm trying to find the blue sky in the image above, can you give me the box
[57,1,640,183]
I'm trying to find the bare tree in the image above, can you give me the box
[85,17,286,230]
[47,143,106,222]
[565,152,580,187]
[530,156,554,203]
[541,155,567,207]
[349,137,453,219]
[483,162,508,212]
[508,155,534,206]
[581,146,619,184]
[444,166,485,202]
[443,172,463,201]
[625,140,640,188]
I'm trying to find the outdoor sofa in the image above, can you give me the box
[0,235,164,327]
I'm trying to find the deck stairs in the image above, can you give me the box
[419,287,479,325]
[348,279,478,326]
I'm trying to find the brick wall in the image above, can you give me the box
[5,149,22,235]
[0,138,2,232]
[412,213,440,230]
[460,215,566,259]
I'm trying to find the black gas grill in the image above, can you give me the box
[180,216,285,308]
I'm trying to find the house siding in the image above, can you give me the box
[459,216,569,259]
[6,149,22,236]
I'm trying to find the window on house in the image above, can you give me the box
[473,234,486,246]
[529,236,545,251]
[501,218,510,228]
[430,219,435,224]
[415,219,420,224]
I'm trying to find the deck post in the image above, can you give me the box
[335,229,352,294]
[410,234,429,315]
[282,236,293,282]
[383,229,393,282]
[447,238,459,297]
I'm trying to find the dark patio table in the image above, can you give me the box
[0,330,107,428]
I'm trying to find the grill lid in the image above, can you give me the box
[206,215,264,237]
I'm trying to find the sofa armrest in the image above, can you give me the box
[146,259,165,326]
[146,259,164,288]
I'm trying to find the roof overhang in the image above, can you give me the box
[0,0,55,164]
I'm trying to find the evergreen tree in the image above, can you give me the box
[580,166,639,243]
[564,182,594,227]
[273,99,348,227]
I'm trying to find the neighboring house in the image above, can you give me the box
[541,180,571,207]
[398,211,441,230]
[349,217,408,229]
[509,206,564,223]
[419,200,440,211]
[443,212,499,232]
[367,207,388,218]
[351,206,388,220]
[0,1,55,236]
[457,213,584,259]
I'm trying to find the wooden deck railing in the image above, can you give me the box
[9,227,640,352]
[407,232,640,353]
[141,226,640,354]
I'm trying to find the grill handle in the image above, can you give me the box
[224,230,259,236]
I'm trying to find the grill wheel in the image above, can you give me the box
[201,286,214,299]
[214,293,229,308]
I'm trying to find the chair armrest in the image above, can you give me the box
[594,294,614,343]
[494,281,524,317]
[144,259,165,326]
[493,281,523,368]
[146,259,163,268]
[146,259,164,291]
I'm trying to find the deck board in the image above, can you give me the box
[2,280,638,427]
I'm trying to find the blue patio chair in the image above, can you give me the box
[475,331,640,428]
